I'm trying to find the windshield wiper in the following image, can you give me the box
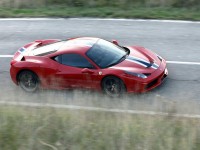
[122,46,130,55]
[105,53,128,68]
[118,53,128,63]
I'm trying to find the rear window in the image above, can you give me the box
[30,41,65,56]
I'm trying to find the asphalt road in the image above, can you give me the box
[0,18,200,114]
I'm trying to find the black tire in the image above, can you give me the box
[18,70,39,92]
[102,76,126,97]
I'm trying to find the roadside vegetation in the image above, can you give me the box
[1,105,200,150]
[0,0,200,20]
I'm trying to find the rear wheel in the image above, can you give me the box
[102,76,126,97]
[18,70,39,92]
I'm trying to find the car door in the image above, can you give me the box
[54,53,96,88]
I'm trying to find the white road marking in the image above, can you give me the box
[70,18,200,24]
[0,55,14,57]
[0,18,65,21]
[0,18,200,24]
[1,101,200,119]
[167,61,200,65]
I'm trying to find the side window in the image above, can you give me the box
[53,56,61,63]
[61,54,94,69]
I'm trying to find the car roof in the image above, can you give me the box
[31,37,99,57]
[57,37,98,54]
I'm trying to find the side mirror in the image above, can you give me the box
[112,40,119,45]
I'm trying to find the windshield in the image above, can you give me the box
[86,39,127,68]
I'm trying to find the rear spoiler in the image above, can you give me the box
[12,39,60,63]
[34,39,60,47]
[11,43,39,63]
[18,39,60,55]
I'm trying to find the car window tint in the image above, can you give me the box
[61,54,94,69]
[52,56,61,63]
[86,39,126,68]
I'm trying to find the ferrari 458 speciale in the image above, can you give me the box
[10,37,168,97]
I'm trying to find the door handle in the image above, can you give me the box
[81,68,94,74]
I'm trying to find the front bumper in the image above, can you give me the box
[124,59,168,93]
[144,68,168,91]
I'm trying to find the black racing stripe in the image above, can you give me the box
[127,56,151,68]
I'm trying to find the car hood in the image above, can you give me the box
[110,46,161,74]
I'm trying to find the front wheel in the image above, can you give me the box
[102,76,126,97]
[18,70,39,92]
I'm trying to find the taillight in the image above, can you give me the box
[10,56,25,65]
[13,52,20,60]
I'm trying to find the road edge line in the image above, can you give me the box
[0,18,200,24]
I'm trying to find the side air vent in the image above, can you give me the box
[21,56,25,61]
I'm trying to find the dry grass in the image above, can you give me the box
[0,105,200,150]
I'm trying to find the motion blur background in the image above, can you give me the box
[0,0,200,8]
[0,0,199,20]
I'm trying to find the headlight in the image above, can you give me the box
[124,71,151,79]
[156,54,163,61]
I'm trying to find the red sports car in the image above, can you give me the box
[10,37,168,97]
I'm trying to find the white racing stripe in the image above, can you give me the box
[126,59,147,67]
[1,101,200,119]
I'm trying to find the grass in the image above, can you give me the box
[1,105,200,150]
[0,6,200,20]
